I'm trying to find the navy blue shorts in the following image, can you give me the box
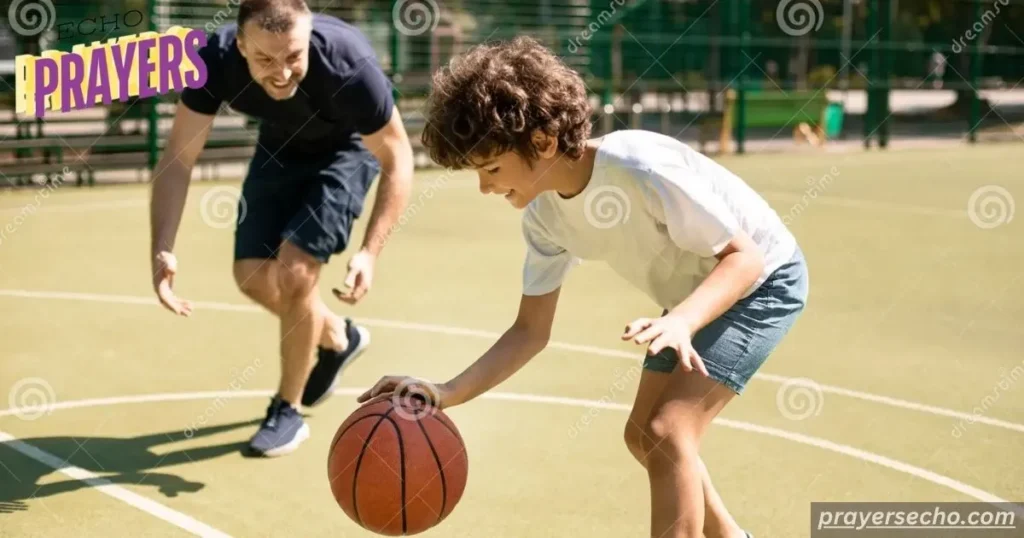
[234,145,380,263]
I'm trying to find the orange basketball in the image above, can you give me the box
[327,396,469,536]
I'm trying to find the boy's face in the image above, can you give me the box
[473,151,543,209]
[472,134,559,210]
[237,14,312,101]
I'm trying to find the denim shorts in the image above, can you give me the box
[642,246,809,394]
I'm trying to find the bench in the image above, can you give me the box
[698,89,843,153]
[0,100,260,187]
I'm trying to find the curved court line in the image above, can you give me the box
[2,288,1023,436]
[0,389,1009,507]
[0,430,230,538]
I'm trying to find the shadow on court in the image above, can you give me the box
[0,418,262,514]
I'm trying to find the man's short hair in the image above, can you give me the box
[237,0,311,35]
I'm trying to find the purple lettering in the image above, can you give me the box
[183,29,208,88]
[110,42,136,101]
[34,58,59,118]
[158,35,184,93]
[60,53,86,112]
[86,50,112,106]
[138,38,157,98]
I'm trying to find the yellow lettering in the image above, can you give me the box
[15,55,35,115]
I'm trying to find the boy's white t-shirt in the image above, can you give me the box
[521,130,797,309]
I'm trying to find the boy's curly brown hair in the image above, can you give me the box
[421,36,593,170]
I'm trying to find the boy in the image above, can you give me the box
[357,36,808,538]
[150,0,413,457]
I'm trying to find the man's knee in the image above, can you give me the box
[277,242,321,303]
[233,260,275,300]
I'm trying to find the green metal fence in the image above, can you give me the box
[1,0,1022,183]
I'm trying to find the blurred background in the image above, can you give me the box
[2,0,1023,187]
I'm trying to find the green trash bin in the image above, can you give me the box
[823,101,845,139]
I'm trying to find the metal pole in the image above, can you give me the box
[147,0,159,175]
[840,0,853,96]
[735,0,749,154]
[969,0,982,143]
[863,0,877,148]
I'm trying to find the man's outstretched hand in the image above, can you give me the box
[152,251,192,316]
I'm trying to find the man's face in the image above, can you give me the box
[473,151,547,210]
[237,14,312,101]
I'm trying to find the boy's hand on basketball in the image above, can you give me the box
[358,376,452,409]
[152,251,193,317]
[334,249,375,304]
[622,314,709,376]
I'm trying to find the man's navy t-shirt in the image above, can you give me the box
[180,14,394,156]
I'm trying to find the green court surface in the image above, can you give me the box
[0,144,1021,537]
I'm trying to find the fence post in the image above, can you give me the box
[863,0,877,148]
[390,0,401,103]
[735,0,750,155]
[147,0,159,174]
[968,0,982,144]
[878,0,890,149]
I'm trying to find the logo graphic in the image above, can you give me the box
[8,0,56,37]
[776,0,824,37]
[584,185,631,229]
[968,185,1015,229]
[393,0,440,36]
[8,377,57,421]
[199,186,247,229]
[776,377,824,420]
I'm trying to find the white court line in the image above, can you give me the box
[0,389,1011,507]
[0,200,146,215]
[1,288,1022,435]
[0,430,231,538]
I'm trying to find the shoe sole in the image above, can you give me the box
[307,325,372,408]
[258,422,311,458]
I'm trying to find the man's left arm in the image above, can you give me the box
[360,107,414,256]
[334,107,414,304]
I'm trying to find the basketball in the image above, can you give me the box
[327,396,469,536]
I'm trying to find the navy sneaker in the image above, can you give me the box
[248,396,309,457]
[301,318,371,407]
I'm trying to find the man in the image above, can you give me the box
[148,0,413,457]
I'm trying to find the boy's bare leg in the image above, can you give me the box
[624,369,744,538]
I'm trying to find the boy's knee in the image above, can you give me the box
[623,421,645,462]
[645,410,700,465]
